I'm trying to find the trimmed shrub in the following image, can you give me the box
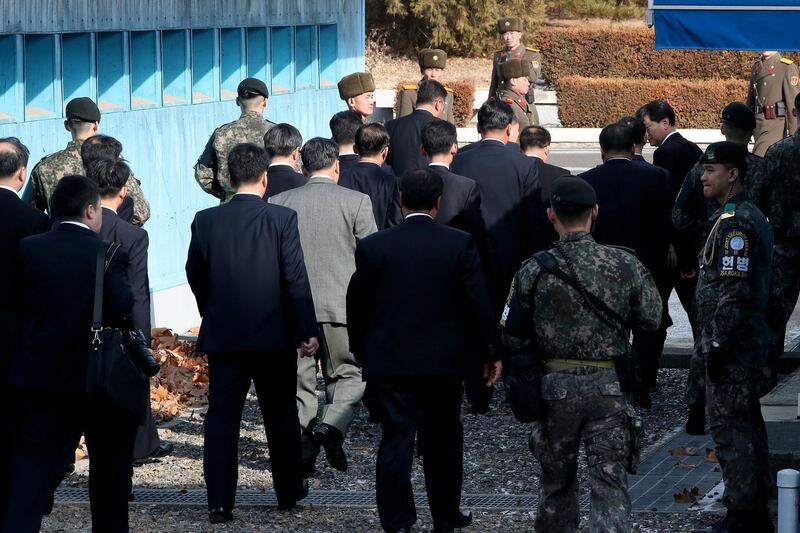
[557,76,748,128]
[394,79,476,127]
[546,0,646,20]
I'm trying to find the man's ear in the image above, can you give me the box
[546,207,557,226]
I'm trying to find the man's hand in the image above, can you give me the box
[666,244,678,270]
[483,360,502,387]
[300,337,319,358]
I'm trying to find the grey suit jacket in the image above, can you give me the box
[270,175,377,324]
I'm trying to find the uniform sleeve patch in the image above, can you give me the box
[720,229,750,278]
[792,75,799,86]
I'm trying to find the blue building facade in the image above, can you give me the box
[0,1,365,318]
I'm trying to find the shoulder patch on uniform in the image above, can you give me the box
[526,47,540,52]
[505,97,515,104]
[445,86,454,93]
[401,84,417,90]
[781,57,794,64]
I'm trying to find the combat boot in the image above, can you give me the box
[693,508,774,533]
[685,402,706,435]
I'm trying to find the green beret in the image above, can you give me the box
[337,72,375,100]
[418,48,447,69]
[497,17,523,33]
[237,77,269,99]
[65,97,100,122]
[721,102,756,131]
[700,141,749,167]
[551,177,597,207]
[498,59,531,81]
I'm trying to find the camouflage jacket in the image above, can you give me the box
[194,110,275,203]
[501,232,662,359]
[28,139,150,226]
[695,195,773,356]
[765,129,800,238]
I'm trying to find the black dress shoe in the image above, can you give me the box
[685,403,706,436]
[152,442,174,458]
[209,507,233,524]
[433,510,473,532]
[313,423,348,472]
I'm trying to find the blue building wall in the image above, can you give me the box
[0,0,365,291]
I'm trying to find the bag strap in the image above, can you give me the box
[92,242,121,329]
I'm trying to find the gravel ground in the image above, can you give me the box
[47,368,714,531]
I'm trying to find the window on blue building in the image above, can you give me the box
[220,28,244,100]
[62,33,95,107]
[162,30,190,107]
[24,34,60,121]
[271,26,293,95]
[319,25,338,89]
[192,29,219,103]
[130,31,160,109]
[246,28,269,85]
[295,26,317,91]
[97,32,130,113]
[0,35,23,123]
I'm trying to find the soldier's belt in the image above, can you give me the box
[546,358,616,369]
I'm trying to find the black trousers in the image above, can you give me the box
[132,399,162,460]
[368,378,464,531]
[204,352,302,511]
[0,389,137,533]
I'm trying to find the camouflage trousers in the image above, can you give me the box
[766,239,800,387]
[686,350,706,407]
[529,367,633,533]
[706,353,772,511]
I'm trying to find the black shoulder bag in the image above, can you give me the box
[86,242,149,425]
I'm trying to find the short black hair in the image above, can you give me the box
[228,143,270,188]
[85,157,131,197]
[81,135,123,168]
[50,175,99,220]
[399,169,443,211]
[329,110,363,145]
[477,100,514,133]
[599,123,634,152]
[65,118,95,134]
[519,126,550,151]
[551,202,593,226]
[421,120,457,156]
[301,137,339,173]
[355,123,390,157]
[0,137,30,177]
[417,79,447,106]
[264,123,303,158]
[638,99,676,126]
[616,115,646,145]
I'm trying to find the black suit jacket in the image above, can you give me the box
[632,153,647,163]
[186,194,317,354]
[385,109,437,177]
[339,161,403,230]
[265,164,307,199]
[531,157,571,247]
[0,188,50,371]
[338,154,360,184]
[117,196,135,224]
[451,139,544,277]
[8,223,133,392]
[100,208,151,339]
[347,216,497,380]
[579,159,672,273]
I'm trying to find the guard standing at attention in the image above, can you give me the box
[496,59,538,127]
[338,73,376,121]
[501,177,662,533]
[692,142,774,533]
[489,17,541,104]
[396,48,456,125]
[194,77,274,203]
[747,51,799,156]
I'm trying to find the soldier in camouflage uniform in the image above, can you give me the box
[501,177,662,533]
[692,142,774,533]
[396,48,456,125]
[747,51,799,157]
[763,92,800,391]
[194,78,274,203]
[28,97,150,226]
[489,17,541,106]
[496,59,538,127]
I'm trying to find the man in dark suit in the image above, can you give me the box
[84,157,172,462]
[330,111,363,181]
[385,79,446,176]
[339,123,402,230]
[2,176,135,533]
[617,115,648,163]
[578,123,672,386]
[186,143,318,523]
[263,123,307,198]
[0,138,50,518]
[347,169,502,533]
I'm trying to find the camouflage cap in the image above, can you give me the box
[551,177,597,207]
[498,59,531,81]
[65,97,100,122]
[700,141,748,166]
[419,48,447,69]
[337,72,375,100]
[498,17,523,33]
[721,102,756,131]
[237,77,269,99]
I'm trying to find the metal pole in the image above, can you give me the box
[778,469,800,533]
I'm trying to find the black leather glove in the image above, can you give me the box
[707,343,730,384]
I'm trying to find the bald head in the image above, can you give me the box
[0,137,30,192]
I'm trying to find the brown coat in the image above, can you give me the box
[497,88,538,127]
[489,43,541,101]
[396,83,456,124]
[747,53,800,156]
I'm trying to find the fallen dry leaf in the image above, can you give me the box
[704,448,718,463]
[673,460,696,469]
[668,446,700,456]
[673,487,701,504]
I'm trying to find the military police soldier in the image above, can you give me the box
[496,59,538,127]
[489,16,541,105]
[28,97,150,226]
[337,72,375,121]
[396,48,456,125]
[501,177,662,533]
[693,142,773,533]
[194,77,274,202]
[747,51,799,156]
